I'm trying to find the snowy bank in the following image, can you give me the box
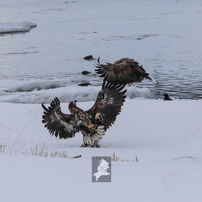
[0,79,153,103]
[0,99,202,202]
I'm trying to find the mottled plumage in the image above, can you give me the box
[42,82,126,147]
[95,57,156,85]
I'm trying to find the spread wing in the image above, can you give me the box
[42,97,79,139]
[95,57,151,84]
[86,81,127,129]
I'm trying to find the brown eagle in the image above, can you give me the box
[95,57,156,85]
[41,82,126,147]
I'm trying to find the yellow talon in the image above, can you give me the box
[128,83,133,86]
[88,124,93,129]
[95,113,100,120]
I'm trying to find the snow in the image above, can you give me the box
[1,0,202,201]
[1,99,202,201]
[0,79,152,103]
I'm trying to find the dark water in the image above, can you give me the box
[1,0,202,101]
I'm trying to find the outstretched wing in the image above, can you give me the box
[42,97,79,139]
[95,57,151,84]
[87,81,126,129]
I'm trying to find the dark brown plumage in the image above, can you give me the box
[95,57,156,85]
[163,93,173,101]
[42,81,126,147]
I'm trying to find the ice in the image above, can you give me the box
[1,0,202,99]
[0,22,36,34]
[0,79,153,103]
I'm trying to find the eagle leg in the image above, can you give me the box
[90,140,100,148]
[80,144,89,147]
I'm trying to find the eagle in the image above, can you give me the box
[95,57,157,85]
[163,93,173,101]
[41,81,126,147]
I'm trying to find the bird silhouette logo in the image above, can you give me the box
[92,158,111,182]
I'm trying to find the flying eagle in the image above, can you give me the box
[41,82,126,147]
[95,57,157,85]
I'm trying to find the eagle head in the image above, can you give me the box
[68,100,77,113]
[73,100,77,106]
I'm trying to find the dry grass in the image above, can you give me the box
[28,143,68,158]
[112,152,138,163]
[50,150,68,158]
[0,114,79,158]
[1,138,81,159]
[0,143,16,155]
[28,143,82,159]
[30,143,48,157]
[0,114,36,156]
[0,130,14,155]
[0,144,6,154]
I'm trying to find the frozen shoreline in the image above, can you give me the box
[1,0,202,99]
[0,22,36,34]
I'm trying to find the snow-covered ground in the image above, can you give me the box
[1,0,202,201]
[1,99,202,201]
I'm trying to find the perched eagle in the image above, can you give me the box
[95,57,156,85]
[41,82,126,147]
[163,93,173,101]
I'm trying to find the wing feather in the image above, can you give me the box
[87,81,126,129]
[95,57,151,84]
[42,97,78,139]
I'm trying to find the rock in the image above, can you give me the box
[83,55,94,60]
[78,82,91,87]
[82,70,91,75]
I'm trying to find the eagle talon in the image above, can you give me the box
[95,113,100,120]
[90,144,100,148]
[88,124,93,129]
[128,83,133,86]
[80,144,89,147]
